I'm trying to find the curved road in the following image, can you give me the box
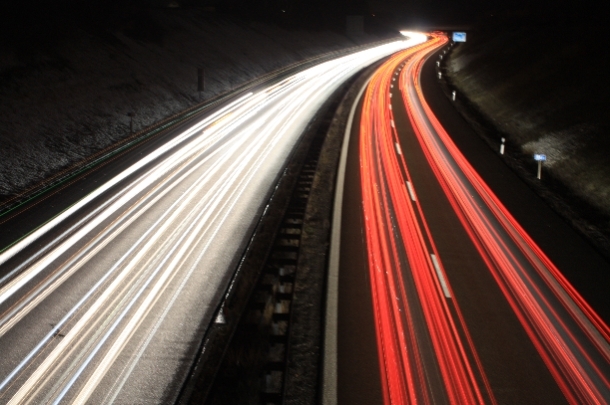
[0,38,427,404]
[336,33,610,404]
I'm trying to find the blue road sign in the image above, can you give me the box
[452,32,467,42]
[534,154,547,161]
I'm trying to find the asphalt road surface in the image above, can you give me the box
[337,33,610,404]
[0,38,427,404]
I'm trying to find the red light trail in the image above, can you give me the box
[359,32,610,404]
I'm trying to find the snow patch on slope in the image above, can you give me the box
[0,11,389,200]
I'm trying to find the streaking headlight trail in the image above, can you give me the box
[0,37,426,404]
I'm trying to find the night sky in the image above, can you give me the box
[0,0,604,46]
[2,0,604,27]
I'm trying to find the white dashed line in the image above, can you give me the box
[406,181,416,202]
[430,254,451,298]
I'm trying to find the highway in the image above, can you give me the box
[0,37,427,404]
[335,33,610,404]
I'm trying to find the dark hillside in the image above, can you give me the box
[446,24,610,258]
[0,6,395,204]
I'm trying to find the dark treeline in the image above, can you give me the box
[2,0,605,31]
[1,0,397,54]
[1,0,371,33]
[3,0,603,52]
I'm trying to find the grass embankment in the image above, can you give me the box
[0,6,393,204]
[446,25,610,258]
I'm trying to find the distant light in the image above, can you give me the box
[281,9,285,12]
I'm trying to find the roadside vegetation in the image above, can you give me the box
[446,23,610,258]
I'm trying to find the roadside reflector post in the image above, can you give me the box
[436,61,440,67]
[438,72,442,79]
[197,67,205,96]
[500,137,505,154]
[439,54,443,60]
[534,154,546,179]
[127,111,135,133]
[452,90,456,101]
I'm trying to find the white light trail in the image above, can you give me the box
[0,35,429,404]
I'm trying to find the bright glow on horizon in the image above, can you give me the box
[399,31,428,44]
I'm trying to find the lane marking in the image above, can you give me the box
[323,76,372,405]
[395,142,402,155]
[430,254,451,298]
[406,181,416,202]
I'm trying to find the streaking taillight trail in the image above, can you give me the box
[360,34,495,404]
[360,32,610,404]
